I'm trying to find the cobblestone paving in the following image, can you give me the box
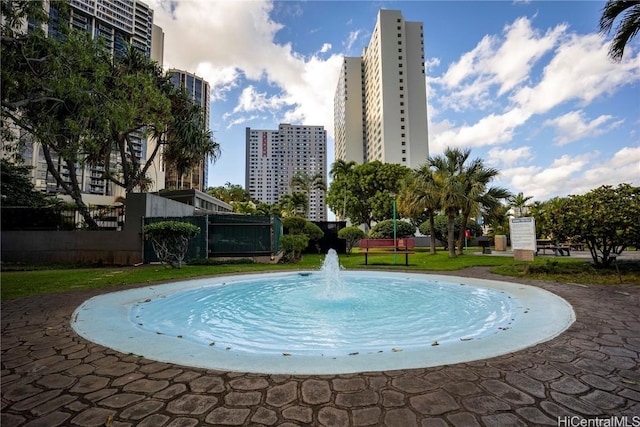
[2,268,639,426]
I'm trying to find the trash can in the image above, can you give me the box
[494,235,507,251]
[478,236,491,254]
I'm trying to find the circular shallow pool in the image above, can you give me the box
[72,271,575,374]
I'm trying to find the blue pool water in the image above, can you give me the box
[130,272,517,357]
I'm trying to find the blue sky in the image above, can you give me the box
[149,0,639,215]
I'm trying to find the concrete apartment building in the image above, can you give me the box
[334,9,429,169]
[12,0,165,206]
[165,69,211,192]
[245,124,327,221]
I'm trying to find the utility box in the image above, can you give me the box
[495,235,507,251]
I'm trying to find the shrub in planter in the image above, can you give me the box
[143,221,200,268]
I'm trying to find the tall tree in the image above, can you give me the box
[290,171,326,219]
[326,161,411,229]
[456,156,510,254]
[329,159,356,221]
[428,149,468,258]
[1,0,220,227]
[397,165,440,254]
[599,0,640,61]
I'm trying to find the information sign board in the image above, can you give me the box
[509,217,536,252]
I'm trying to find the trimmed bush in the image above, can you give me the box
[338,226,365,254]
[143,221,200,269]
[369,220,415,239]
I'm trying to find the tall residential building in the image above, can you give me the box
[246,124,327,221]
[165,69,211,191]
[16,0,162,205]
[334,9,429,169]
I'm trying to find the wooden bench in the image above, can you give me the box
[358,238,416,266]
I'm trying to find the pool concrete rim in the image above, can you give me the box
[71,271,576,375]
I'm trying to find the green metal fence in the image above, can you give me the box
[143,215,281,262]
[208,215,281,256]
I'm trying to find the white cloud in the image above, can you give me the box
[319,43,332,54]
[512,33,640,114]
[543,110,623,145]
[487,146,534,168]
[579,146,640,189]
[148,0,345,137]
[429,108,530,154]
[436,17,565,111]
[498,153,594,200]
[345,30,362,51]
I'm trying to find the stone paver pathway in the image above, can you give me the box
[2,268,639,426]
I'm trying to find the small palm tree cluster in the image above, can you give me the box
[397,148,510,258]
[283,171,326,218]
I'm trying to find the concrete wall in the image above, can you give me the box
[1,230,142,265]
[1,193,196,266]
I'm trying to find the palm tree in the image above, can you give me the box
[456,157,511,254]
[599,0,640,61]
[290,171,326,219]
[508,192,534,218]
[428,148,469,258]
[329,159,356,221]
[278,193,308,218]
[397,165,440,254]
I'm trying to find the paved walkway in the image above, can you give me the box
[2,267,639,426]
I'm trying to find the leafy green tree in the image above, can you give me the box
[290,171,326,219]
[545,184,639,266]
[232,201,257,214]
[0,159,60,207]
[368,220,415,239]
[329,159,356,220]
[2,2,219,227]
[337,226,365,254]
[143,221,200,269]
[326,161,411,229]
[281,216,316,262]
[599,0,640,61]
[206,182,250,204]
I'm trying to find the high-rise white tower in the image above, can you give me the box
[245,124,327,221]
[165,69,211,191]
[334,9,429,169]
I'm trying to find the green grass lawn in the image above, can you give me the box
[1,248,638,300]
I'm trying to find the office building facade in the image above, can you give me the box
[165,69,211,191]
[334,9,429,169]
[245,124,327,221]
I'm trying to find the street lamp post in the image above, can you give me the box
[393,198,397,265]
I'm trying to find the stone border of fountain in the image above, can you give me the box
[72,271,575,375]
